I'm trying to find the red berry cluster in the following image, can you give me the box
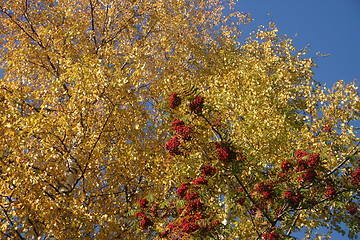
[299,168,317,182]
[278,151,339,207]
[165,137,182,155]
[233,187,247,206]
[293,150,320,182]
[193,177,208,185]
[255,182,275,200]
[262,230,281,240]
[138,198,149,208]
[236,197,246,205]
[140,216,153,229]
[352,168,360,185]
[168,92,206,115]
[171,118,192,140]
[346,204,358,215]
[169,92,182,109]
[295,150,320,170]
[284,189,303,208]
[214,142,239,163]
[177,183,188,198]
[135,198,154,229]
[165,93,198,156]
[280,160,292,172]
[165,119,193,155]
[189,96,204,114]
[160,165,219,238]
[324,186,337,199]
[324,125,332,133]
[201,165,217,177]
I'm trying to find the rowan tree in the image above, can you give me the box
[0,0,359,239]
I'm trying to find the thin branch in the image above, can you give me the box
[286,211,301,237]
[101,4,110,36]
[87,107,114,163]
[89,0,98,52]
[200,114,224,141]
[233,174,275,226]
[27,218,40,238]
[100,12,138,46]
[90,190,125,198]
[22,0,43,46]
[0,6,59,77]
[0,6,44,49]
[325,145,359,178]
[72,107,115,193]
[245,206,261,237]
[0,230,13,239]
[0,205,26,240]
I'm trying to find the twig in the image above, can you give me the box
[324,145,359,178]
[233,174,275,226]
[0,205,26,240]
[89,0,98,52]
[286,211,301,236]
[200,114,224,141]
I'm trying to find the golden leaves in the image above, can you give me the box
[0,0,359,239]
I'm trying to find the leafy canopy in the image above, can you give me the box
[0,0,359,239]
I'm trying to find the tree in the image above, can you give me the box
[0,0,359,239]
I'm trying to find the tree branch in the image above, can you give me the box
[0,205,26,240]
[325,145,359,178]
[233,174,275,226]
[89,0,98,52]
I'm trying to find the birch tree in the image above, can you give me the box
[0,0,359,239]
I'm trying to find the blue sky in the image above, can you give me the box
[236,0,360,86]
[234,1,360,239]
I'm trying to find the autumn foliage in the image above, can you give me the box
[0,0,359,239]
